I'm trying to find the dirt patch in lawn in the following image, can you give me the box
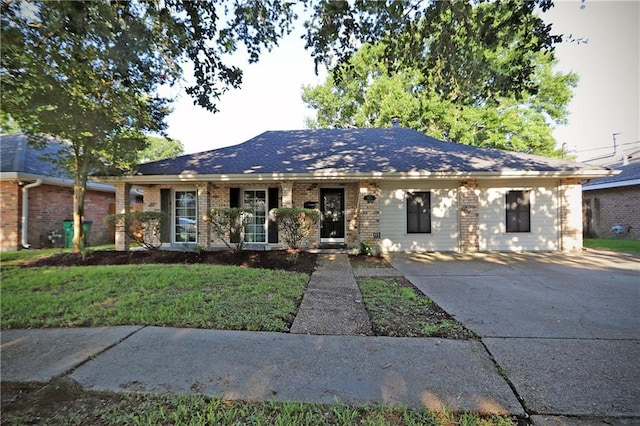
[25,249,318,274]
[349,254,392,269]
[357,276,477,340]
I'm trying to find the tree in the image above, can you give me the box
[139,136,185,163]
[302,0,562,103]
[1,0,297,252]
[302,3,578,157]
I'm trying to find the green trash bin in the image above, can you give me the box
[83,221,93,247]
[62,220,73,248]
[62,220,93,248]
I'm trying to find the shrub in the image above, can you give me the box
[359,241,377,256]
[206,208,253,251]
[104,211,166,250]
[273,208,320,250]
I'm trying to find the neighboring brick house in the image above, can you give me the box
[0,133,117,251]
[106,127,613,253]
[582,154,640,239]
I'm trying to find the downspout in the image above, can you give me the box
[21,179,43,249]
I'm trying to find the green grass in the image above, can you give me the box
[2,390,518,426]
[358,277,474,339]
[0,245,117,267]
[1,264,307,331]
[583,238,640,253]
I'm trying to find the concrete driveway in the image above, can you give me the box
[389,249,640,418]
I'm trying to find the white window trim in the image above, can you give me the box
[173,189,198,245]
[242,188,269,245]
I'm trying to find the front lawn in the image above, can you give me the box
[583,237,640,253]
[1,265,307,331]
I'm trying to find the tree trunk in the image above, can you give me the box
[72,154,90,253]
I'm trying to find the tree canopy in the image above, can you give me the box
[0,0,297,251]
[303,0,561,103]
[139,136,185,163]
[302,1,577,157]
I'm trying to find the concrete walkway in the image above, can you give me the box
[290,254,372,335]
[2,251,639,424]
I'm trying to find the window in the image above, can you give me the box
[175,190,197,243]
[243,190,267,243]
[506,190,531,233]
[407,191,431,233]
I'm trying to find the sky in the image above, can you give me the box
[163,1,640,162]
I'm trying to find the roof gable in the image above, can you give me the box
[134,128,610,177]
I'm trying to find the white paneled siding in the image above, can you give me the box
[379,181,459,252]
[477,179,560,251]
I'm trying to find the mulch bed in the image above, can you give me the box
[26,249,318,274]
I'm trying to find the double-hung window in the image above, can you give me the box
[506,190,531,233]
[407,191,431,234]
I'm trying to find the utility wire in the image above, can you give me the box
[572,140,640,153]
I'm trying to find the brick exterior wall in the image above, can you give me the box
[583,185,640,238]
[559,178,583,251]
[0,181,21,252]
[459,179,480,252]
[0,181,115,251]
[357,181,381,247]
[118,177,589,252]
[114,182,131,251]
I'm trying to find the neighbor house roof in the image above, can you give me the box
[0,133,114,192]
[128,128,613,182]
[583,158,640,191]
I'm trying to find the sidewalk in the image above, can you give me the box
[1,327,522,414]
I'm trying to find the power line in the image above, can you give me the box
[572,140,640,153]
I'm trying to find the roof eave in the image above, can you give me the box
[101,168,616,184]
[0,172,116,192]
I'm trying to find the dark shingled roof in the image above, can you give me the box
[584,158,640,187]
[135,128,608,177]
[0,133,71,179]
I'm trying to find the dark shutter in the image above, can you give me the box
[229,187,240,208]
[160,189,171,243]
[268,187,279,243]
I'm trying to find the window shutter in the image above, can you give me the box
[230,188,240,208]
[268,187,279,243]
[160,189,171,243]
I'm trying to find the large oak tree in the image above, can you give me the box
[1,0,296,252]
[301,1,577,157]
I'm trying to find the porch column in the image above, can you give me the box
[114,182,131,252]
[459,179,480,252]
[281,181,293,208]
[357,181,381,247]
[197,183,211,249]
[559,178,583,251]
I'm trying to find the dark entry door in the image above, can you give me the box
[320,188,345,241]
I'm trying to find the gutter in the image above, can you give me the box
[583,178,640,191]
[100,168,619,185]
[21,179,43,248]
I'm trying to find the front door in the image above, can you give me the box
[320,188,345,243]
